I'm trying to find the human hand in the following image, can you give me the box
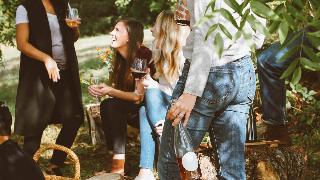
[175,4,190,21]
[44,58,60,82]
[88,83,112,97]
[65,18,81,29]
[142,74,159,89]
[135,78,146,95]
[167,93,197,127]
[154,120,165,136]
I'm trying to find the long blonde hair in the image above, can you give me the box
[153,10,182,83]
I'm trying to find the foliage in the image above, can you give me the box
[69,0,175,36]
[115,0,175,27]
[202,0,320,83]
[80,47,114,88]
[286,82,320,178]
[0,0,19,66]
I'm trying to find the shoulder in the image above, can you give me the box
[137,46,152,61]
[16,4,29,25]
[16,4,27,14]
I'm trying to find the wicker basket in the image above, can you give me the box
[33,144,80,180]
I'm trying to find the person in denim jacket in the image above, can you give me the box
[157,0,265,179]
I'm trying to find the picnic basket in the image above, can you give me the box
[33,144,80,180]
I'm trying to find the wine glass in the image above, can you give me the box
[66,8,79,27]
[174,0,189,26]
[131,58,148,93]
[92,76,101,103]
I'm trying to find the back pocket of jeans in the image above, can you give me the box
[198,69,235,106]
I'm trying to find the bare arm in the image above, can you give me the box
[16,23,60,82]
[88,82,144,104]
[107,88,143,103]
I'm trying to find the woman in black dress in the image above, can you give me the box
[15,0,83,175]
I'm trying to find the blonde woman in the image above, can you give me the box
[135,10,190,180]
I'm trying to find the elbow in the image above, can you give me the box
[133,95,142,103]
[17,43,23,52]
[17,42,26,52]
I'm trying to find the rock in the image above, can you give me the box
[86,173,123,180]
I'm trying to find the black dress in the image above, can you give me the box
[14,0,84,137]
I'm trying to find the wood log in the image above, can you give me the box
[85,104,105,146]
[195,144,305,180]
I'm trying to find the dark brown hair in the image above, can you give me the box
[110,18,144,91]
[0,102,12,136]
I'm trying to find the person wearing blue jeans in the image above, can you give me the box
[158,0,265,179]
[135,11,189,180]
[158,57,256,180]
[138,89,170,169]
[257,32,305,142]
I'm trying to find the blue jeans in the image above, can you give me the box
[257,33,304,125]
[139,88,171,169]
[158,56,256,180]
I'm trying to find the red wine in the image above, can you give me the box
[176,19,190,26]
[131,69,147,79]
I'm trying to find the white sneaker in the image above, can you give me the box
[134,171,156,180]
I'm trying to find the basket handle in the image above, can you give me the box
[33,144,80,180]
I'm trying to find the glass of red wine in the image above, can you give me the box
[131,58,148,93]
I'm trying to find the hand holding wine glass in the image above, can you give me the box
[65,8,81,29]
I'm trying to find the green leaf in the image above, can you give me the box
[195,14,215,27]
[205,24,219,40]
[280,59,299,79]
[224,0,241,15]
[308,31,320,38]
[233,30,242,42]
[281,31,303,51]
[246,15,256,31]
[291,66,301,85]
[268,21,281,34]
[205,0,217,13]
[276,46,300,63]
[278,21,289,44]
[247,15,270,36]
[300,57,320,71]
[214,33,224,59]
[282,14,296,29]
[240,0,251,12]
[219,8,239,28]
[219,23,233,39]
[239,9,250,30]
[274,3,285,14]
[302,46,320,62]
[287,4,305,21]
[306,34,320,50]
[250,1,280,20]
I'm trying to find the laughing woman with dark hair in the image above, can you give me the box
[88,18,153,176]
[15,0,83,175]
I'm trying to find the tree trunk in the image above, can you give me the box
[195,145,305,180]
